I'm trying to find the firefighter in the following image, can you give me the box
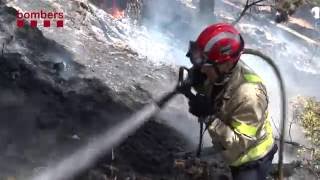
[184,23,278,180]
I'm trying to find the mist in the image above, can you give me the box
[122,0,320,163]
[31,104,159,180]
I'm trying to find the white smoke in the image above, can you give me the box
[135,0,320,163]
[28,1,320,179]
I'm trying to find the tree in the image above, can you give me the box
[275,0,304,23]
[231,0,305,24]
[232,0,267,24]
[199,0,215,17]
[126,0,143,23]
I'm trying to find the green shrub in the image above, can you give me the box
[294,97,320,175]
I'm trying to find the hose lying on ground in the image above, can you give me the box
[243,48,287,180]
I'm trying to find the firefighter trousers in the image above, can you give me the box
[230,144,278,180]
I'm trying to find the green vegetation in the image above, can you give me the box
[294,97,320,176]
[308,0,320,6]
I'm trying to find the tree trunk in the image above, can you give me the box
[126,0,143,23]
[199,0,215,16]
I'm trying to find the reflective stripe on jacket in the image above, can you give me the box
[202,62,274,167]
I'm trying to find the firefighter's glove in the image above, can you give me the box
[188,94,213,117]
[190,67,207,87]
[177,83,193,99]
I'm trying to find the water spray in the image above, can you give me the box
[31,49,286,180]
[32,104,160,180]
[30,67,191,180]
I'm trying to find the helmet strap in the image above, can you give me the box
[214,71,232,86]
[213,64,221,78]
[213,63,236,86]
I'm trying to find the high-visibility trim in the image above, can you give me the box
[204,32,241,53]
[231,119,274,167]
[231,119,258,137]
[244,74,263,83]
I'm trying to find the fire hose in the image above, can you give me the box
[155,48,287,180]
[31,49,286,180]
[243,48,287,180]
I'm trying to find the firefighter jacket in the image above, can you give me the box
[196,62,275,167]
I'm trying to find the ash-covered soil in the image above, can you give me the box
[1,0,319,179]
[0,2,207,180]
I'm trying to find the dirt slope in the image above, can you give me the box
[0,3,198,179]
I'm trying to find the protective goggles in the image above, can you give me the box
[186,41,216,67]
[186,41,223,76]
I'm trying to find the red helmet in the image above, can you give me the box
[188,23,244,65]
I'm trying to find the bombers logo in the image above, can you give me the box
[16,10,64,28]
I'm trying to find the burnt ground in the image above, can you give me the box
[0,52,190,179]
[0,4,200,180]
[1,0,319,179]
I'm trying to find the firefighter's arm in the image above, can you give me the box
[208,83,268,152]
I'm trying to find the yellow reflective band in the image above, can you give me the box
[231,119,258,137]
[265,115,273,136]
[244,74,263,83]
[231,120,274,167]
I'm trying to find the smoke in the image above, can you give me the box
[27,1,318,177]
[6,1,317,179]
[133,0,320,162]
[218,1,320,163]
[31,103,159,180]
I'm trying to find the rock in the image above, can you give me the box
[53,62,66,73]
[71,134,81,140]
[275,10,289,23]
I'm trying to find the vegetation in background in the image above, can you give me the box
[308,0,320,6]
[293,96,320,177]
